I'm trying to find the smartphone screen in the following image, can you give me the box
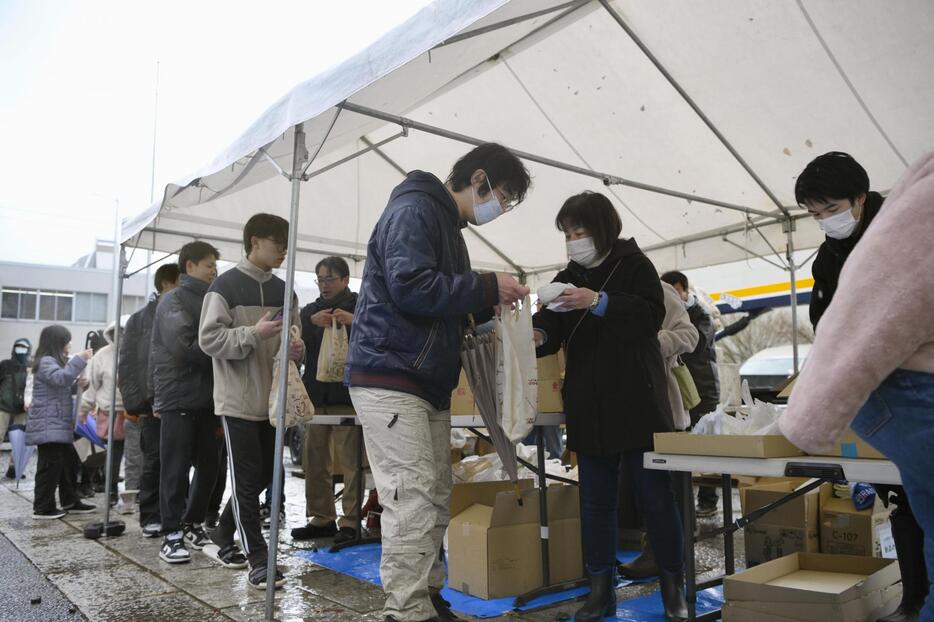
[272,308,284,321]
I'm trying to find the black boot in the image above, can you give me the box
[429,587,465,622]
[619,532,659,579]
[574,571,617,622]
[878,508,928,622]
[659,570,688,622]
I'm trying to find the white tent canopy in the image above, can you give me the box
[122,0,934,288]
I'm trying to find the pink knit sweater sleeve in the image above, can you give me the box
[780,151,934,453]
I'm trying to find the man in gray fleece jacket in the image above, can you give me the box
[198,213,304,590]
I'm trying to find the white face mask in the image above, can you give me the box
[685,293,697,308]
[818,208,858,240]
[567,237,601,268]
[471,173,503,226]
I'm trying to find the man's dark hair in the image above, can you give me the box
[32,325,72,372]
[660,271,689,291]
[554,192,622,257]
[794,151,870,206]
[446,143,531,204]
[243,213,289,255]
[177,241,220,274]
[154,264,180,293]
[315,256,350,279]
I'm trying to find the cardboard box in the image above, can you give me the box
[810,429,887,460]
[740,480,831,566]
[723,582,902,622]
[724,552,900,606]
[452,353,565,416]
[821,496,892,558]
[654,432,805,458]
[448,481,583,599]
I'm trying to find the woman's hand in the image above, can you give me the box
[552,287,598,311]
[533,329,546,347]
[78,349,94,361]
[288,338,304,362]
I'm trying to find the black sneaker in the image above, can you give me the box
[159,532,191,564]
[33,508,67,520]
[429,588,465,622]
[204,513,219,530]
[290,521,337,540]
[248,564,285,590]
[183,524,210,550]
[142,523,162,538]
[203,543,248,569]
[78,483,95,499]
[262,509,285,530]
[332,527,357,545]
[63,501,97,514]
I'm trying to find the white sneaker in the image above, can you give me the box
[159,532,190,564]
[142,523,162,538]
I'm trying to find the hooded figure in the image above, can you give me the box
[0,339,31,416]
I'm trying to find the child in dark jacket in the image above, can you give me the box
[25,325,95,519]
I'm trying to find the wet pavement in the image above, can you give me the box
[0,450,743,621]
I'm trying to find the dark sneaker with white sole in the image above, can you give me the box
[159,532,191,564]
[248,565,285,590]
[183,524,210,550]
[33,508,67,520]
[429,588,466,621]
[202,543,248,569]
[63,501,97,514]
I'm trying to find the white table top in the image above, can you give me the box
[308,412,566,428]
[643,451,902,485]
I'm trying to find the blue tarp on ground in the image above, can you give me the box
[295,544,723,619]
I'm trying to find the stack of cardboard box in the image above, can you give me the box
[723,553,902,621]
[450,353,565,416]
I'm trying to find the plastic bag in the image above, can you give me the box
[316,317,348,383]
[495,297,538,442]
[270,326,315,428]
[672,359,701,409]
[94,408,126,441]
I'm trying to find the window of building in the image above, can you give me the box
[1,289,38,320]
[38,291,74,322]
[121,295,145,315]
[74,292,109,323]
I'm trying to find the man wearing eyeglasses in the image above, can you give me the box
[346,143,532,622]
[291,256,363,545]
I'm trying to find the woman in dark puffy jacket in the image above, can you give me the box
[533,192,687,622]
[25,325,95,519]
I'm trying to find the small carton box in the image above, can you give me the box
[810,429,887,460]
[723,552,900,606]
[536,353,564,413]
[723,582,902,622]
[654,432,805,458]
[448,481,583,599]
[821,496,892,558]
[739,479,831,566]
[451,370,477,416]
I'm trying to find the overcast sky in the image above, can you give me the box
[0,0,433,266]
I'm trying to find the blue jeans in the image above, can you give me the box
[578,450,684,575]
[851,369,934,621]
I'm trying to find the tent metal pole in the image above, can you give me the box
[598,0,789,217]
[745,217,789,269]
[434,0,592,48]
[305,128,408,180]
[265,123,308,618]
[360,135,528,276]
[786,220,800,374]
[640,212,811,255]
[342,101,774,218]
[795,247,820,272]
[720,238,787,272]
[103,204,125,532]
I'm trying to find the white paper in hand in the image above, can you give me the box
[537,282,571,304]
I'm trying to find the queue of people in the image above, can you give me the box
[6,142,932,622]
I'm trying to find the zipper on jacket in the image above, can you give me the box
[413,321,440,369]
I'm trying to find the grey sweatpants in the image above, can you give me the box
[350,387,452,622]
[122,417,143,491]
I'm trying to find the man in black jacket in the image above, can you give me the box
[291,257,361,544]
[151,242,229,566]
[796,152,926,622]
[661,271,722,516]
[347,144,530,622]
[1,338,31,478]
[119,264,179,532]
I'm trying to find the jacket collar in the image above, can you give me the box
[237,257,274,283]
[179,273,210,295]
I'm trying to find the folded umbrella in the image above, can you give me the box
[75,412,105,449]
[7,425,35,489]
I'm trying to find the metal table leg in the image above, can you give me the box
[722,473,734,576]
[683,469,697,620]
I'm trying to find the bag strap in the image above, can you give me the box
[565,257,625,349]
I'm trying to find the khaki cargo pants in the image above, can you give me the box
[350,387,452,622]
[302,406,361,529]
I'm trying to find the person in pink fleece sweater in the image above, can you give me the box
[781,150,934,621]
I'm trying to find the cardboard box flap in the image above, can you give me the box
[726,582,902,622]
[453,503,494,528]
[545,484,581,522]
[725,553,900,605]
[490,489,541,527]
[450,480,534,518]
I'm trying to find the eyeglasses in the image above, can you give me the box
[315,276,341,286]
[486,174,520,212]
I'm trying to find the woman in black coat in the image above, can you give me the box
[533,192,687,622]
